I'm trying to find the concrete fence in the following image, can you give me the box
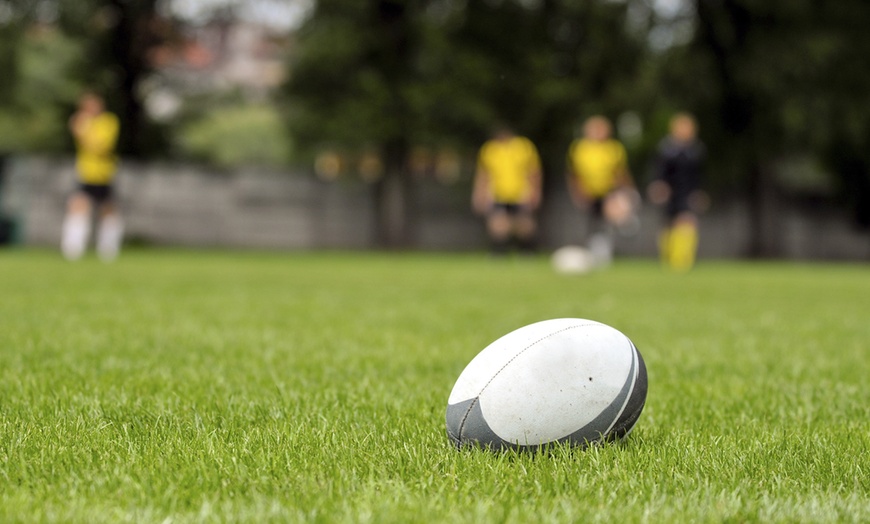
[2,156,868,260]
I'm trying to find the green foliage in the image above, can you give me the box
[0,27,87,152]
[660,1,870,193]
[1,0,866,227]
[283,0,646,165]
[1,250,869,522]
[179,103,294,168]
[0,0,162,155]
[0,25,21,106]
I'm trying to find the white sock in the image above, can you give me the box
[97,215,124,262]
[588,233,613,267]
[61,214,90,261]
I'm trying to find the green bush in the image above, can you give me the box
[178,104,293,168]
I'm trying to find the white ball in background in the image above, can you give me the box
[551,245,596,275]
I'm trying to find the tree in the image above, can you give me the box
[0,1,89,153]
[422,0,646,176]
[283,0,645,247]
[658,0,870,254]
[283,0,416,247]
[58,0,165,157]
[0,0,165,156]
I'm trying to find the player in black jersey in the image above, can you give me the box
[648,113,706,271]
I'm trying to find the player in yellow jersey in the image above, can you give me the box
[62,92,123,261]
[472,126,543,254]
[566,115,636,265]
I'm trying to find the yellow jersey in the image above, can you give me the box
[74,112,120,185]
[567,138,628,198]
[477,136,541,204]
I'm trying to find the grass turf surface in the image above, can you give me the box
[1,249,868,523]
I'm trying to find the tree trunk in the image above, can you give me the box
[372,1,415,249]
[108,0,158,157]
[747,159,781,258]
[374,141,413,249]
[0,25,21,105]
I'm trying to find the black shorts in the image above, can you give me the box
[77,183,114,205]
[666,195,692,220]
[490,203,530,216]
[590,197,606,219]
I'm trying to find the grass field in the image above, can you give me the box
[1,249,868,523]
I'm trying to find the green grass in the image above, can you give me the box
[1,249,868,523]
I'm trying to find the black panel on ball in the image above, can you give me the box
[445,397,475,446]
[610,343,648,439]
[445,397,513,450]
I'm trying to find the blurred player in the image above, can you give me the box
[648,112,707,272]
[62,92,123,261]
[472,126,543,255]
[566,115,636,265]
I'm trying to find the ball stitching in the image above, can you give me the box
[456,322,599,443]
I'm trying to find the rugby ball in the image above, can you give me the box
[446,319,647,450]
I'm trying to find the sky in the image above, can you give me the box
[166,0,313,30]
[653,0,687,18]
[167,0,689,30]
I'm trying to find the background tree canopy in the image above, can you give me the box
[659,0,870,242]
[1,0,869,247]
[283,0,870,248]
[282,0,647,245]
[0,0,166,157]
[283,0,646,170]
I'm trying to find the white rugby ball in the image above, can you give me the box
[446,318,647,450]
